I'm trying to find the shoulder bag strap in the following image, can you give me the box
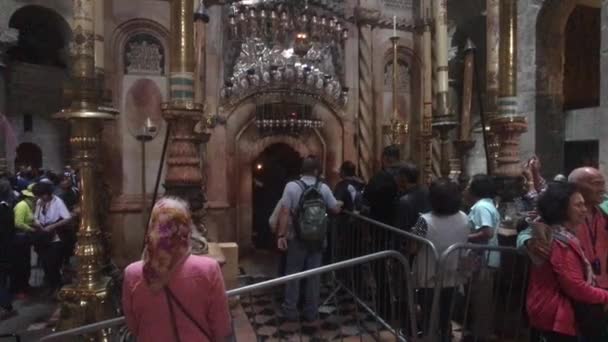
[164,289,182,342]
[165,287,213,341]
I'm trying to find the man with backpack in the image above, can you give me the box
[276,156,341,321]
[334,161,365,212]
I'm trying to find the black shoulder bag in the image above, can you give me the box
[165,286,213,342]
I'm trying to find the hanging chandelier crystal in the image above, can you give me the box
[228,0,348,50]
[254,101,323,136]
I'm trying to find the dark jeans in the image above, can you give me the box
[282,239,322,319]
[58,226,76,265]
[278,251,286,277]
[0,287,12,310]
[38,241,63,290]
[10,233,32,293]
[541,331,578,342]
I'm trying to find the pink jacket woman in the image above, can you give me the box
[122,198,231,342]
[527,232,608,336]
[526,182,608,341]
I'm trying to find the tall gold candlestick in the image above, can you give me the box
[431,0,457,177]
[53,0,118,336]
[433,0,449,96]
[383,36,408,147]
[421,0,433,183]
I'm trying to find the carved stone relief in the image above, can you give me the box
[381,0,413,11]
[124,33,164,75]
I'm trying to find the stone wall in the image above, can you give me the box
[5,63,69,172]
[517,0,608,179]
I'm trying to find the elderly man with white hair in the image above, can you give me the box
[518,167,608,288]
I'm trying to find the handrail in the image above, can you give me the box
[228,250,408,296]
[40,250,412,341]
[342,210,440,261]
[427,242,522,338]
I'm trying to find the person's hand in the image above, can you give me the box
[526,210,538,219]
[526,238,551,260]
[530,156,541,174]
[522,165,533,182]
[277,236,288,251]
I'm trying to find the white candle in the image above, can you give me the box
[393,15,397,36]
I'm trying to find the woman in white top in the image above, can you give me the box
[412,178,470,342]
[33,182,72,291]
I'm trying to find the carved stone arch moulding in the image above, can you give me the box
[222,90,347,124]
[233,117,327,250]
[111,19,170,83]
[226,95,346,250]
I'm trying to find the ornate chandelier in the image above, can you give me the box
[228,0,348,51]
[220,0,349,109]
[254,101,323,136]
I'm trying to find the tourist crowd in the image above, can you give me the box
[0,165,79,319]
[2,147,608,342]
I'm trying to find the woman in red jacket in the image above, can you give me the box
[527,182,608,341]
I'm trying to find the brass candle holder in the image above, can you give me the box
[383,36,408,147]
[52,0,118,336]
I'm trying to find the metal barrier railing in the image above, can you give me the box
[333,213,531,342]
[40,250,417,342]
[331,211,440,338]
[428,243,530,342]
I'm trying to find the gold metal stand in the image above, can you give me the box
[53,1,117,337]
[383,36,408,147]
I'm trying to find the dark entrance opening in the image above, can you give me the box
[564,140,599,176]
[15,142,42,170]
[252,143,302,249]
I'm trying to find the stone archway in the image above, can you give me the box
[224,97,344,251]
[235,131,324,250]
[15,142,42,170]
[535,0,578,176]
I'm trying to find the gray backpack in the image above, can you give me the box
[293,180,328,249]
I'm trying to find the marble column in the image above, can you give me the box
[491,0,527,199]
[0,29,18,174]
[486,0,500,173]
[163,0,208,255]
[194,0,209,105]
[354,7,379,180]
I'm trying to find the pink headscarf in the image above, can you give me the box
[142,197,193,291]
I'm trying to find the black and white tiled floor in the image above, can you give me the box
[239,286,392,342]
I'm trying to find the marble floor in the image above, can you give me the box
[238,285,396,342]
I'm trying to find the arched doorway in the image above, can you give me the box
[8,5,72,67]
[252,143,302,249]
[14,142,42,170]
